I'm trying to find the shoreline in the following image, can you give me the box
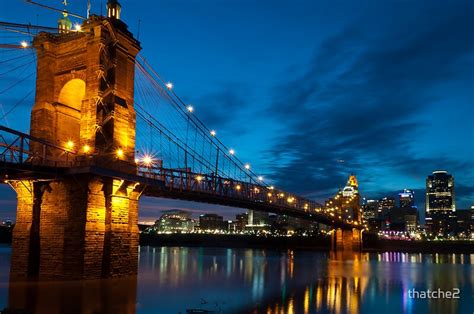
[2,227,473,254]
[140,233,474,254]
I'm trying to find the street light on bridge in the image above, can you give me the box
[142,155,153,166]
[116,148,124,158]
[66,140,74,150]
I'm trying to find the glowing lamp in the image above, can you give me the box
[116,148,124,158]
[66,140,74,150]
[143,155,153,166]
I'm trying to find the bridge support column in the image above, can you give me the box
[332,228,362,251]
[8,176,142,280]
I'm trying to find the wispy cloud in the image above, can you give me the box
[262,1,474,208]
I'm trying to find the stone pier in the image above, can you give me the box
[8,176,142,280]
[332,228,362,251]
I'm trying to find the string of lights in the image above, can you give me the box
[136,57,268,186]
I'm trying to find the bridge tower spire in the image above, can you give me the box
[9,4,143,280]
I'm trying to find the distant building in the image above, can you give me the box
[399,189,415,208]
[247,210,269,230]
[387,207,418,232]
[155,210,194,233]
[199,214,225,231]
[362,199,378,220]
[426,171,455,212]
[425,170,456,236]
[362,199,383,232]
[339,174,361,221]
[378,196,395,221]
[235,213,248,231]
[453,209,474,238]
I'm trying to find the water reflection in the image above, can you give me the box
[0,245,472,313]
[137,247,472,313]
[6,276,137,314]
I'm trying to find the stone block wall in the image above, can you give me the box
[9,175,141,280]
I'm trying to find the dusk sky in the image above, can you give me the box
[0,0,473,222]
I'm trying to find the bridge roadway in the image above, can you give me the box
[0,161,357,230]
[0,125,359,230]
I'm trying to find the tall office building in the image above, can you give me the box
[425,170,456,236]
[426,171,455,212]
[399,189,415,208]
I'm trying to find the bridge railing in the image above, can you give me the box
[0,124,357,228]
[137,165,353,225]
[0,125,77,168]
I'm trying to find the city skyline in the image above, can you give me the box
[0,0,473,221]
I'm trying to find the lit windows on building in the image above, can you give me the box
[399,189,415,208]
[425,170,456,237]
[155,210,194,233]
[425,170,455,212]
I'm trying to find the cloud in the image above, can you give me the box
[194,86,252,135]
[262,1,474,206]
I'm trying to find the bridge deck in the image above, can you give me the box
[0,160,358,230]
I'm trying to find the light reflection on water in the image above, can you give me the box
[0,245,472,313]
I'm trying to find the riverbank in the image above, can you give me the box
[140,233,331,251]
[363,233,474,253]
[1,227,472,253]
[140,232,474,253]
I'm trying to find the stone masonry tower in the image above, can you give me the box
[9,1,143,280]
[30,2,139,168]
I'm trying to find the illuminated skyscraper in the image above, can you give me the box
[425,170,456,236]
[425,171,455,212]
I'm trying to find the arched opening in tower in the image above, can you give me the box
[54,78,86,154]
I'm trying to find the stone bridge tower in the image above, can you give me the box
[30,2,139,169]
[9,1,143,280]
[329,175,363,251]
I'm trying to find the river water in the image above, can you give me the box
[0,245,472,313]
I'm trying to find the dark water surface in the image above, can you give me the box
[0,245,472,313]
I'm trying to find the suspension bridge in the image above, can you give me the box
[0,1,362,280]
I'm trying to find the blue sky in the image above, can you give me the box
[0,0,473,222]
